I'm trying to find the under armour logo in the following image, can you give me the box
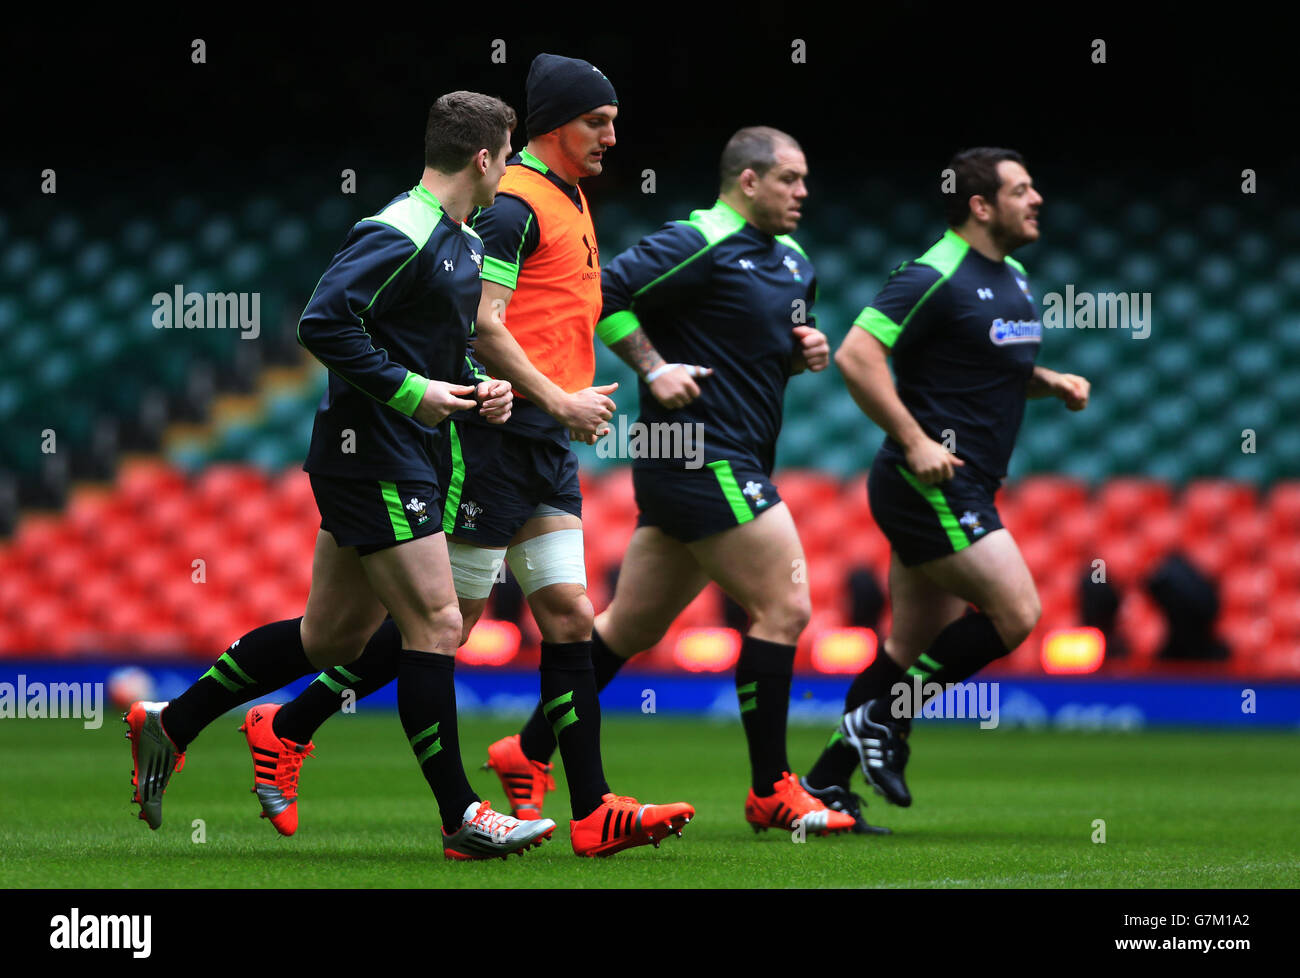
[977,288,994,300]
[739,259,756,270]
[443,259,455,272]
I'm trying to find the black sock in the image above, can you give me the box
[735,635,796,796]
[537,640,609,819]
[161,617,313,753]
[273,619,403,745]
[907,612,1010,692]
[519,627,627,764]
[804,642,905,790]
[398,650,478,832]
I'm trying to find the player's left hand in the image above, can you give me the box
[1053,372,1090,411]
[792,325,830,372]
[568,424,610,446]
[477,379,513,423]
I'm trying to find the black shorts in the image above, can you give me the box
[634,458,781,543]
[440,421,583,547]
[867,452,1003,567]
[309,473,443,556]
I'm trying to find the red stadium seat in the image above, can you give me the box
[1181,480,1258,536]
[1267,482,1300,536]
[1220,566,1274,616]
[1097,477,1175,536]
[1010,476,1089,534]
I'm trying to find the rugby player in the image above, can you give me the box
[124,93,559,859]
[256,54,693,857]
[802,147,1090,811]
[483,126,872,836]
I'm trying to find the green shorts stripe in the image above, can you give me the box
[895,465,969,554]
[707,460,754,526]
[442,421,466,535]
[380,481,414,543]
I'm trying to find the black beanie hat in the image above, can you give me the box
[525,54,618,137]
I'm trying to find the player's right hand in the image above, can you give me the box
[904,437,964,485]
[413,380,478,427]
[649,364,713,409]
[558,383,618,441]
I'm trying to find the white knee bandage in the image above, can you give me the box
[447,541,507,600]
[506,529,587,596]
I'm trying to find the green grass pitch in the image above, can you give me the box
[3,713,1297,888]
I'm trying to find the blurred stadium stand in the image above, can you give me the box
[1,168,1297,676]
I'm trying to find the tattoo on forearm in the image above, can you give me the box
[609,329,664,376]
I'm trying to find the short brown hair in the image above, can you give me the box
[944,147,1025,226]
[719,126,801,191]
[424,91,517,173]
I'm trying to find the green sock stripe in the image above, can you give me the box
[905,665,926,679]
[550,708,578,736]
[317,673,346,695]
[739,698,758,714]
[895,464,968,553]
[442,421,465,534]
[381,480,414,542]
[218,651,254,686]
[736,681,758,696]
[916,653,941,673]
[335,666,362,684]
[825,728,844,749]
[707,459,754,525]
[416,738,443,765]
[408,721,440,750]
[543,690,574,716]
[202,664,241,693]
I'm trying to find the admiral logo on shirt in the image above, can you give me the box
[989,317,1043,345]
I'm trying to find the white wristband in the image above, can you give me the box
[644,363,682,384]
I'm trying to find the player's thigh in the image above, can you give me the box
[445,533,507,638]
[508,512,591,640]
[885,551,969,661]
[359,533,461,652]
[601,526,712,651]
[686,501,810,624]
[916,528,1040,634]
[301,529,388,657]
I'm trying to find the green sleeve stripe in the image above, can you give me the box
[632,239,712,299]
[481,254,519,289]
[854,307,904,348]
[516,212,534,267]
[596,309,642,345]
[707,459,755,526]
[895,465,969,554]
[442,421,466,535]
[381,481,414,543]
[386,371,430,417]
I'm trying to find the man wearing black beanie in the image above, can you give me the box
[263,54,695,858]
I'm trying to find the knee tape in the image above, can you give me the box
[447,541,507,600]
[506,529,587,595]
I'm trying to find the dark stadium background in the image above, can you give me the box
[2,10,1298,726]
